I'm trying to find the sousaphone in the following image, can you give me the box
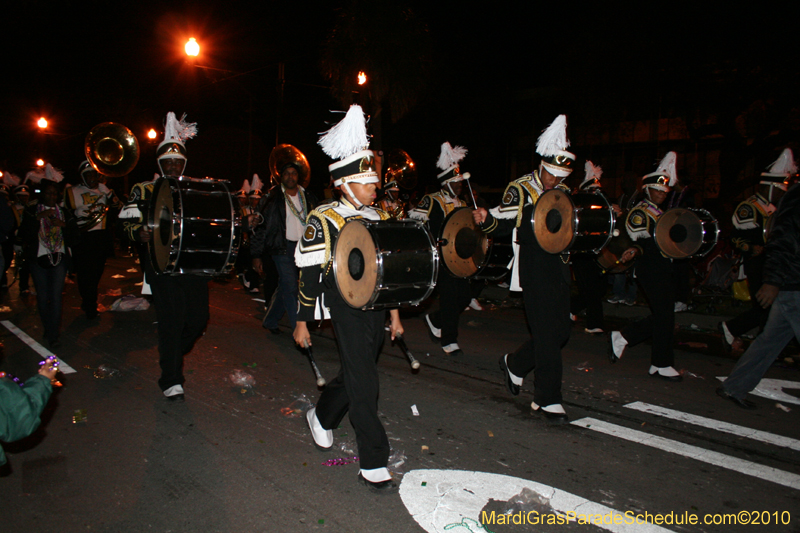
[85,122,140,177]
[269,144,311,188]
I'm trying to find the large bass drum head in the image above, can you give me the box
[533,189,575,254]
[333,220,379,308]
[654,208,702,259]
[149,178,177,273]
[440,207,488,278]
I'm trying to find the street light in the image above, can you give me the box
[37,117,48,129]
[147,128,158,140]
[358,71,367,85]
[185,38,199,57]
[36,159,45,167]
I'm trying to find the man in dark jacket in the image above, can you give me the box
[717,172,800,409]
[251,161,317,334]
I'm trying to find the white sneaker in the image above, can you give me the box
[468,298,483,311]
[306,407,333,450]
[610,331,627,362]
[674,301,688,312]
[585,327,604,334]
[163,384,185,401]
[425,314,441,339]
[607,296,621,304]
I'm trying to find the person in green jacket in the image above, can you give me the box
[0,356,59,466]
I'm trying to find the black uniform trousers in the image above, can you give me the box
[149,274,210,391]
[507,252,571,407]
[621,252,675,367]
[727,254,768,337]
[315,294,389,470]
[429,272,472,347]
[570,254,606,330]
[72,230,111,315]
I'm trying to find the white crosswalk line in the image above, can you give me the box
[624,401,800,451]
[1,320,77,373]
[572,417,800,490]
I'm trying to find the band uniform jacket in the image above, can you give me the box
[64,183,116,232]
[478,171,571,289]
[295,198,390,321]
[731,193,774,257]
[408,190,465,238]
[119,179,157,275]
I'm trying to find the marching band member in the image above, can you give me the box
[720,149,795,351]
[64,161,120,319]
[609,152,682,381]
[376,159,408,219]
[234,178,261,294]
[293,105,402,492]
[120,112,208,402]
[569,161,622,334]
[473,114,575,422]
[409,142,472,356]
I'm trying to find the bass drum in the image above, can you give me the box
[149,177,241,275]
[532,190,614,254]
[596,230,635,274]
[474,238,514,281]
[440,207,490,278]
[654,208,720,259]
[333,219,439,310]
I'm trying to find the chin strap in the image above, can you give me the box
[342,183,362,208]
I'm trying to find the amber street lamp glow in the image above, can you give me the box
[357,71,367,85]
[37,117,48,129]
[147,128,158,140]
[36,159,45,167]
[185,38,200,57]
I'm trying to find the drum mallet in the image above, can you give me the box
[394,334,421,370]
[303,340,327,387]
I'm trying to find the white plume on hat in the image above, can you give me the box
[238,178,251,196]
[651,151,678,187]
[162,112,198,146]
[26,163,64,184]
[250,174,263,192]
[318,105,370,161]
[3,171,20,188]
[762,148,797,178]
[536,115,570,157]
[580,160,603,189]
[436,142,468,172]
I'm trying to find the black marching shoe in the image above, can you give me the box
[716,387,757,410]
[531,403,569,423]
[498,355,520,396]
[358,473,398,494]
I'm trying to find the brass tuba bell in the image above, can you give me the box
[383,149,418,190]
[269,144,311,188]
[85,122,140,177]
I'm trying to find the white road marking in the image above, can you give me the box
[625,401,800,451]
[400,470,673,533]
[572,418,800,490]
[717,376,800,406]
[1,320,76,373]
[400,470,670,533]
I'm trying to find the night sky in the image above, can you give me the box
[3,1,796,195]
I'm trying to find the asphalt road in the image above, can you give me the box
[1,254,799,532]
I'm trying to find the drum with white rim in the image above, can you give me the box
[333,219,438,310]
[148,176,241,275]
